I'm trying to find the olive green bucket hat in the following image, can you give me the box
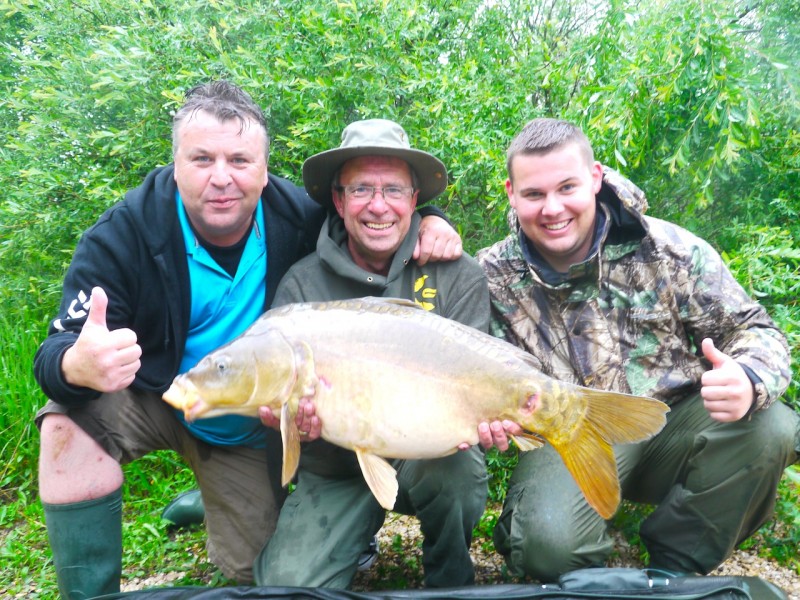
[302,119,448,208]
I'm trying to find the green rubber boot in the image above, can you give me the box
[161,488,205,528]
[43,488,123,599]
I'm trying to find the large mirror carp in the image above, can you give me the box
[163,297,669,518]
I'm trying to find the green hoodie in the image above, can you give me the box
[275,212,489,333]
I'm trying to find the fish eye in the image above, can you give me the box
[215,357,230,373]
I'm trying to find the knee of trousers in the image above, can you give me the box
[760,402,800,462]
[712,402,799,470]
[496,486,612,582]
[504,522,612,582]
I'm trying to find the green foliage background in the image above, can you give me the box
[1,0,798,594]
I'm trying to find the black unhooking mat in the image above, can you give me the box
[94,568,788,600]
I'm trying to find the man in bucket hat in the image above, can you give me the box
[253,119,491,589]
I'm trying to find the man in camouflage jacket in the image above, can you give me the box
[476,118,799,581]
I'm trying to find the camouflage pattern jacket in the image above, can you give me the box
[476,168,790,411]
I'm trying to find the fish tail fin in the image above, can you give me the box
[552,389,669,519]
[280,402,301,487]
[551,422,619,519]
[582,388,670,445]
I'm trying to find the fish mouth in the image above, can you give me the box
[163,379,205,421]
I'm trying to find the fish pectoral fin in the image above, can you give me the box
[510,432,545,452]
[280,402,301,487]
[553,422,620,520]
[355,450,398,511]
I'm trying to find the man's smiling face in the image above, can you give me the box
[173,110,268,247]
[506,142,603,273]
[332,156,418,275]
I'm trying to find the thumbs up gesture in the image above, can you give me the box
[62,287,142,392]
[699,338,753,422]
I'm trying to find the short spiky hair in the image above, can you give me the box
[172,81,269,160]
[506,118,594,182]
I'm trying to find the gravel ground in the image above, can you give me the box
[121,511,799,598]
[351,513,800,599]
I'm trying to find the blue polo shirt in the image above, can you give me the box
[174,193,268,448]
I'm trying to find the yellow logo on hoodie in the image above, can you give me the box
[413,275,437,311]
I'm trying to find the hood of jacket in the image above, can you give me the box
[120,164,181,254]
[316,211,422,287]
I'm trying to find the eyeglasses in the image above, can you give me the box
[336,185,415,201]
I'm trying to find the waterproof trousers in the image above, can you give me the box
[493,395,800,582]
[255,446,488,588]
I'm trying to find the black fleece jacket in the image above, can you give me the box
[34,165,326,406]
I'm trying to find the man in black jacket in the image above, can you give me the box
[33,81,461,599]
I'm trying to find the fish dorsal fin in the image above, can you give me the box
[355,449,399,510]
[359,296,420,310]
[510,432,545,452]
[280,402,301,487]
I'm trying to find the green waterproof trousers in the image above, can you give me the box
[254,446,488,588]
[493,395,800,582]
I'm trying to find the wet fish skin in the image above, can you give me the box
[163,297,669,518]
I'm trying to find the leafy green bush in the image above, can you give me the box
[722,225,800,410]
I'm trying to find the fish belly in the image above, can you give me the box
[272,304,519,459]
[311,354,490,459]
